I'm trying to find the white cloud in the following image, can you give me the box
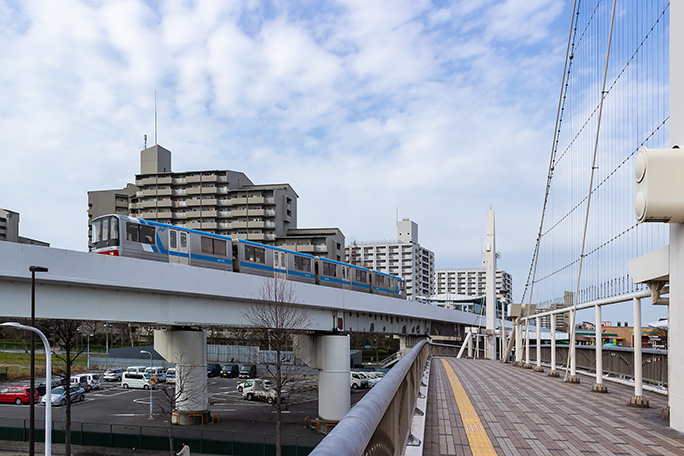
[0,0,572,303]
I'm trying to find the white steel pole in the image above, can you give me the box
[524,318,531,368]
[515,319,522,365]
[629,297,648,406]
[467,330,474,359]
[534,317,543,372]
[2,323,51,456]
[669,0,684,428]
[592,305,607,392]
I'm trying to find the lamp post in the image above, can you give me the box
[2,323,52,456]
[87,334,94,370]
[29,265,48,456]
[140,350,153,419]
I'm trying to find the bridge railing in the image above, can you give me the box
[311,340,460,456]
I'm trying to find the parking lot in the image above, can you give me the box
[0,371,370,447]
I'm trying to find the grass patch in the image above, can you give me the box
[0,352,88,382]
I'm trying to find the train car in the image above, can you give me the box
[316,257,371,293]
[232,239,316,284]
[370,270,406,298]
[91,215,233,271]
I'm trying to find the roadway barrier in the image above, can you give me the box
[0,418,317,455]
[311,340,460,456]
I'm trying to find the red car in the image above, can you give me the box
[0,386,39,405]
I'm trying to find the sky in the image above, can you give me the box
[0,0,665,324]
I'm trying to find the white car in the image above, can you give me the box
[41,386,85,407]
[364,372,381,387]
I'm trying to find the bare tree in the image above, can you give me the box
[47,319,87,456]
[243,277,311,456]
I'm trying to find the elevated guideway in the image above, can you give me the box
[0,241,481,335]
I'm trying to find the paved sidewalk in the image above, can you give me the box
[425,358,684,456]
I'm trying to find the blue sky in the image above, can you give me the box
[2,0,663,324]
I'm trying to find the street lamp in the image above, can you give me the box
[87,333,94,370]
[2,322,52,456]
[140,350,153,420]
[29,265,48,456]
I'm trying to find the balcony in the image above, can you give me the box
[201,174,218,183]
[157,211,173,219]
[202,222,218,230]
[140,177,157,186]
[202,198,218,206]
[186,199,202,207]
[231,221,248,229]
[202,210,218,217]
[202,185,217,194]
[187,187,202,195]
[157,176,173,185]
[157,188,172,196]
[232,197,248,205]
[157,200,173,208]
[173,189,186,196]
[173,177,186,185]
[173,213,188,220]
[297,245,315,253]
[232,209,248,217]
[218,222,231,229]
[186,175,202,183]
[141,189,157,197]
[314,245,328,253]
[141,211,157,219]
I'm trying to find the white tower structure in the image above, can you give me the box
[485,209,497,360]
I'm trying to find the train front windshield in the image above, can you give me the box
[91,216,120,249]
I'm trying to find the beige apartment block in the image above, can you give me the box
[87,145,344,257]
[87,184,139,250]
[345,219,435,300]
[434,268,513,306]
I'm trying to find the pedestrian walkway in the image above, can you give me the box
[425,358,684,455]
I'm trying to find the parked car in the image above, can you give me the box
[0,386,39,405]
[126,365,148,374]
[237,381,246,392]
[103,368,124,382]
[38,378,66,396]
[166,368,176,384]
[220,364,239,378]
[82,373,101,390]
[70,375,89,391]
[351,372,368,390]
[145,366,167,383]
[41,386,85,406]
[364,372,381,387]
[121,372,156,390]
[239,364,257,379]
[207,363,221,378]
[242,378,286,404]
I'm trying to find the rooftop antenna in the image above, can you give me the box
[154,91,158,145]
[144,134,147,149]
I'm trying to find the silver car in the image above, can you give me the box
[41,386,85,406]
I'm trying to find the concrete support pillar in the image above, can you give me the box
[548,315,559,377]
[534,317,544,373]
[467,329,474,359]
[592,305,607,393]
[294,334,351,422]
[629,297,649,407]
[154,329,210,425]
[523,319,532,369]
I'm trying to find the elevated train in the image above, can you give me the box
[91,214,406,299]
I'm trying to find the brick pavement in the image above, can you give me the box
[424,357,684,456]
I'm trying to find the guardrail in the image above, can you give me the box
[311,340,460,456]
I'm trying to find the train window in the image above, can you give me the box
[274,251,280,268]
[355,269,367,283]
[170,231,177,249]
[126,223,139,242]
[294,256,311,272]
[140,226,156,244]
[201,237,213,253]
[323,262,336,277]
[254,246,265,263]
[281,252,286,267]
[180,232,187,249]
[214,239,227,256]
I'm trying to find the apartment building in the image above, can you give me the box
[87,184,138,250]
[345,219,435,300]
[434,268,513,306]
[87,145,344,259]
[536,291,572,331]
[0,209,50,246]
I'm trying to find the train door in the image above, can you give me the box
[342,266,351,289]
[274,251,287,279]
[169,230,189,265]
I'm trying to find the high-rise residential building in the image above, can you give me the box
[0,209,49,246]
[434,268,512,305]
[87,145,345,259]
[536,291,572,331]
[345,218,435,300]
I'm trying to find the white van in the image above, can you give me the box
[121,372,155,390]
[126,366,147,374]
[82,373,101,390]
[166,368,176,384]
[145,366,167,383]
